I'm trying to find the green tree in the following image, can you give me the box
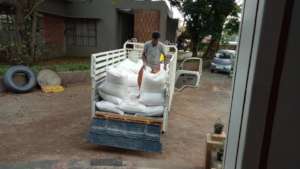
[171,0,211,57]
[220,5,241,45]
[202,0,237,59]
[1,0,44,64]
[170,0,239,58]
[223,4,241,36]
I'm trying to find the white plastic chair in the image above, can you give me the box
[175,57,203,91]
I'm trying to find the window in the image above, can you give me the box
[65,19,97,47]
[0,14,15,31]
[217,53,232,59]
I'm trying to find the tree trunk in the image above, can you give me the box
[31,11,37,62]
[191,38,199,57]
[203,38,220,59]
[12,0,39,64]
[192,45,198,57]
[12,1,25,63]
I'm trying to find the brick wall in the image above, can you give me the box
[43,14,65,58]
[134,10,160,42]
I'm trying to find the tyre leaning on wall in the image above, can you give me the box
[3,65,37,93]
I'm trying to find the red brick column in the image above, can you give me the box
[43,14,64,45]
[134,10,160,42]
[43,14,65,57]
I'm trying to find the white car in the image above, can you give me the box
[210,49,236,74]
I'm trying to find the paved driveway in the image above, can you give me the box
[0,71,232,169]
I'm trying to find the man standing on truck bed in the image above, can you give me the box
[138,31,167,88]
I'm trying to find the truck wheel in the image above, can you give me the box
[3,65,37,93]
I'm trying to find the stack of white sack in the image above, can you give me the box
[97,65,130,114]
[96,56,167,117]
[96,57,141,114]
[115,65,167,117]
[98,66,129,102]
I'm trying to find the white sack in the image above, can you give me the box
[128,51,140,63]
[99,82,128,98]
[143,106,164,117]
[139,67,167,106]
[96,101,124,115]
[118,99,146,114]
[99,66,129,98]
[127,71,138,87]
[139,92,165,106]
[98,89,123,105]
[117,59,143,74]
[106,66,128,85]
[128,86,139,98]
[140,67,167,93]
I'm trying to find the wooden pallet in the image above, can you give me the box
[94,111,163,126]
[41,85,64,93]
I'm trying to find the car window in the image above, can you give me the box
[218,53,231,59]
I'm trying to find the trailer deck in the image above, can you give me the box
[88,42,177,152]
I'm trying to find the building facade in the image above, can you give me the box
[39,0,179,57]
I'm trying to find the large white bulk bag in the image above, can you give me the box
[96,101,124,115]
[99,82,128,99]
[127,71,138,87]
[139,67,167,106]
[143,106,164,117]
[117,59,143,74]
[106,66,128,85]
[140,67,167,93]
[139,92,165,106]
[115,59,140,87]
[128,86,139,98]
[99,66,129,98]
[98,89,123,105]
[118,99,146,114]
[128,51,140,63]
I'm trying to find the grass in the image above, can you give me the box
[0,57,90,76]
[0,65,10,76]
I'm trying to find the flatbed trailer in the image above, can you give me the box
[87,42,177,152]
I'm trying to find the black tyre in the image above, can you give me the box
[3,65,37,93]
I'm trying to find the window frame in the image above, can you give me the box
[0,13,15,31]
[65,18,97,47]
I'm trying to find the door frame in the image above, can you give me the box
[224,0,292,168]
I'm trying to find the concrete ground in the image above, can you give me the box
[0,71,232,169]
